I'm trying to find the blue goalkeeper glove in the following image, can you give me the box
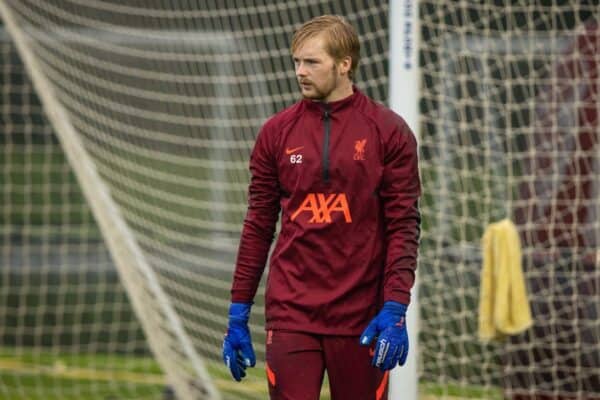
[360,301,409,371]
[222,302,256,381]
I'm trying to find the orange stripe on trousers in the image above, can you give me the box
[376,371,389,400]
[266,362,276,387]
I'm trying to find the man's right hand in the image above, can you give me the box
[222,302,256,381]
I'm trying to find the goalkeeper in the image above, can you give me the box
[223,14,421,400]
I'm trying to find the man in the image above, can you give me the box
[222,15,421,400]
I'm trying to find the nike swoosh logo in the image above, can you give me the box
[285,146,304,155]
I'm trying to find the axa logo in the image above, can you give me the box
[290,193,352,223]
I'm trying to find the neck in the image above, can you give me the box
[323,79,354,103]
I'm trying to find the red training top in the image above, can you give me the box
[231,87,421,335]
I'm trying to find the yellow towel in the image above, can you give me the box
[478,218,533,341]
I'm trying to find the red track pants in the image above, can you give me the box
[265,330,389,400]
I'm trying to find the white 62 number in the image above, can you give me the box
[290,154,303,164]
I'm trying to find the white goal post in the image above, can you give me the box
[388,1,420,399]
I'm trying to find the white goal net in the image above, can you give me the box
[0,1,598,400]
[419,2,599,399]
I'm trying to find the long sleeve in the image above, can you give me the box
[230,122,281,303]
[380,118,421,305]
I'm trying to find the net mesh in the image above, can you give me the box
[1,1,599,399]
[419,2,599,399]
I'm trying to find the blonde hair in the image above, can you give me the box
[291,15,360,79]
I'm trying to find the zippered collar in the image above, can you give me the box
[302,85,362,115]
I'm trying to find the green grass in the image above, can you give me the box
[0,374,163,400]
[421,382,503,400]
[0,347,505,400]
[0,348,332,400]
[0,348,162,375]
[0,348,163,399]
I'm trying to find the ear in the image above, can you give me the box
[338,56,352,76]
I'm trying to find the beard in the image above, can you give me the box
[299,83,333,100]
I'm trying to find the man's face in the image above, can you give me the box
[293,35,345,102]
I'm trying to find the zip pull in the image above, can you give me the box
[321,103,331,120]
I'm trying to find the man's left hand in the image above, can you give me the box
[359,301,409,371]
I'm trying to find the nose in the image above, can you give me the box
[296,62,307,77]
